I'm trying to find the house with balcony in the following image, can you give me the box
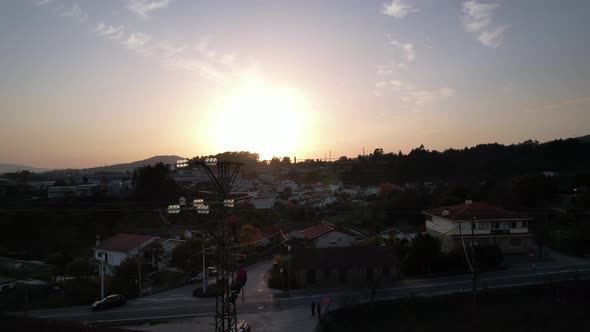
[423,201,534,253]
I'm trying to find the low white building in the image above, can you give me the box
[423,201,534,253]
[94,233,158,275]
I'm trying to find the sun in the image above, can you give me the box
[207,77,312,160]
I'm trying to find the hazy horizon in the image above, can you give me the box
[2,0,590,169]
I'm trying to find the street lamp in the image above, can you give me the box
[176,159,189,168]
[167,204,181,214]
[204,157,217,167]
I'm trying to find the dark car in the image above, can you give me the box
[91,294,126,311]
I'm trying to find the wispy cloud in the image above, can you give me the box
[389,39,415,61]
[523,97,590,114]
[376,37,415,76]
[375,80,454,108]
[95,23,125,40]
[127,0,171,19]
[61,4,88,22]
[36,1,240,84]
[123,32,152,50]
[381,0,419,19]
[462,1,508,48]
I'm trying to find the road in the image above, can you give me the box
[20,260,590,326]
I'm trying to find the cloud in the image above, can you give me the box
[61,4,88,22]
[389,39,415,61]
[462,1,508,47]
[375,80,454,107]
[95,23,125,40]
[523,97,590,114]
[127,0,171,19]
[36,0,53,5]
[123,33,152,50]
[381,0,418,19]
[376,38,414,76]
[478,25,509,48]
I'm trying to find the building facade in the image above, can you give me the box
[423,201,534,253]
[292,247,399,288]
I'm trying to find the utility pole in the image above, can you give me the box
[203,232,207,293]
[176,158,243,332]
[137,245,142,297]
[470,217,477,308]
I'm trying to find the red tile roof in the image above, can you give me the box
[302,223,334,239]
[423,203,532,221]
[98,233,157,252]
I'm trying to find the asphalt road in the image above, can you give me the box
[20,261,590,325]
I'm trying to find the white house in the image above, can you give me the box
[302,223,357,248]
[94,233,158,275]
[423,201,534,253]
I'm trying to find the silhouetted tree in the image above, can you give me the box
[132,162,180,203]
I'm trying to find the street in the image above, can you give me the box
[19,259,590,327]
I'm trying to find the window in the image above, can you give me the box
[511,221,517,229]
[478,221,491,229]
[97,252,102,258]
[523,221,528,228]
[493,222,501,229]
[509,238,522,247]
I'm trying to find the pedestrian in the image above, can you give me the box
[311,300,315,317]
[317,303,321,319]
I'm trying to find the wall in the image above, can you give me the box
[295,265,399,288]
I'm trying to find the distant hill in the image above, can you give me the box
[83,155,184,173]
[0,164,52,174]
[576,134,590,143]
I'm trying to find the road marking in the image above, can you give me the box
[87,312,215,324]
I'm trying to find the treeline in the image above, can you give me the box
[342,138,590,184]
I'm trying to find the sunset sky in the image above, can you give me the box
[1,0,589,169]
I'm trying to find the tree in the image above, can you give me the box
[171,240,204,273]
[111,257,145,298]
[281,156,291,166]
[133,162,180,203]
[270,157,281,167]
[67,259,94,280]
[402,233,441,276]
[239,224,262,251]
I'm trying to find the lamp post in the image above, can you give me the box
[96,235,104,300]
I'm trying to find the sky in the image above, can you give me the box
[1,0,589,169]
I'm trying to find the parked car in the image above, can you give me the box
[91,294,126,311]
[186,272,205,284]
